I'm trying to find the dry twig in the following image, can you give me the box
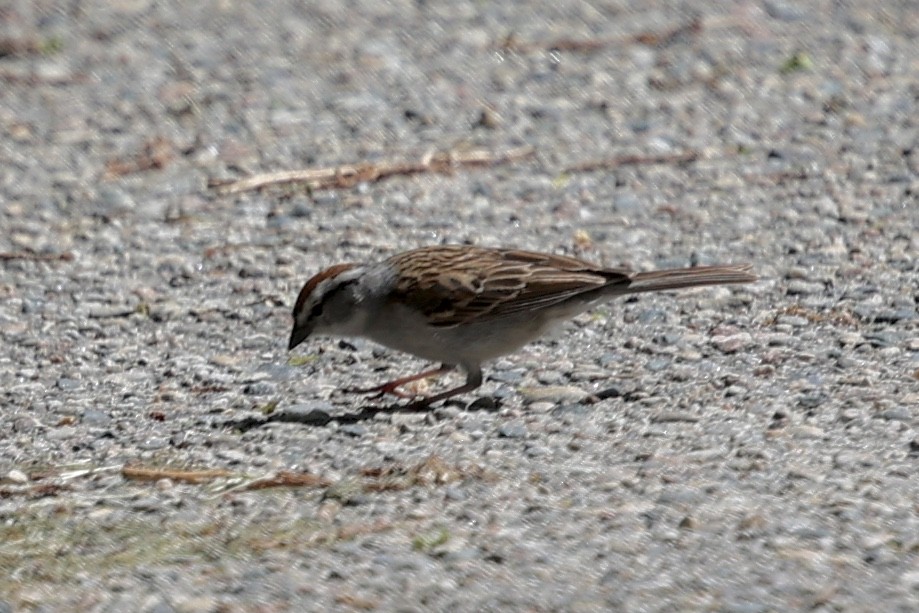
[209,145,535,195]
[104,137,176,179]
[499,18,702,53]
[122,465,234,484]
[564,151,700,174]
[0,251,74,262]
[239,471,331,491]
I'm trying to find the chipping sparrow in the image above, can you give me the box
[289,245,756,406]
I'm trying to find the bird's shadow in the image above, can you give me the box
[219,384,632,433]
[221,397,502,432]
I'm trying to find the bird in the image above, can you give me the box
[288,245,756,407]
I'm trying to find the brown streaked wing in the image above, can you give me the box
[387,246,631,327]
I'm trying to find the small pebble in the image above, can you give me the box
[339,424,368,437]
[776,315,809,328]
[519,386,587,404]
[712,333,754,353]
[498,422,527,438]
[881,407,911,422]
[139,437,169,450]
[6,470,28,484]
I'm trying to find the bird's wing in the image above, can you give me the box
[387,246,631,327]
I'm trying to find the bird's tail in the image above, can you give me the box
[625,264,757,293]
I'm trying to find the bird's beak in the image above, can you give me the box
[288,324,311,351]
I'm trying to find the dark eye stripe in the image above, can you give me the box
[294,263,357,316]
[309,278,357,319]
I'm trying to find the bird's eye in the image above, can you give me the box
[309,302,324,319]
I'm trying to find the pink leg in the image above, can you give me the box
[406,367,483,409]
[347,365,455,399]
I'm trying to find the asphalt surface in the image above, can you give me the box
[2,1,919,611]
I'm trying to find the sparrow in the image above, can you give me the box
[289,245,755,406]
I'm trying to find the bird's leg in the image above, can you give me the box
[407,367,483,409]
[347,364,455,399]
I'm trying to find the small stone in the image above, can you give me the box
[646,357,671,371]
[612,192,642,213]
[324,478,368,506]
[790,425,825,439]
[524,444,548,457]
[131,496,163,512]
[567,367,609,382]
[6,470,28,484]
[637,308,668,324]
[82,410,111,425]
[87,305,136,318]
[785,280,824,295]
[551,403,593,419]
[171,431,203,448]
[875,308,917,323]
[373,442,402,459]
[488,369,525,384]
[243,382,276,396]
[46,427,77,441]
[97,185,136,215]
[519,385,587,404]
[837,332,863,346]
[216,449,247,463]
[833,451,877,469]
[498,421,527,438]
[55,378,80,391]
[881,407,911,422]
[276,403,334,425]
[592,386,624,400]
[209,354,241,368]
[444,486,466,501]
[173,596,218,613]
[724,385,747,397]
[651,411,699,423]
[466,397,498,411]
[149,301,183,322]
[797,392,828,410]
[139,437,168,450]
[776,315,809,327]
[598,352,625,367]
[657,487,705,505]
[864,331,901,348]
[764,0,807,21]
[255,364,300,381]
[712,333,753,353]
[765,333,793,346]
[442,547,479,562]
[838,408,861,422]
[527,402,556,413]
[339,424,368,437]
[786,465,824,481]
[901,571,919,590]
[389,411,426,427]
[536,370,565,385]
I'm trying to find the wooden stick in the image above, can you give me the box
[0,251,74,262]
[122,465,234,484]
[564,151,699,173]
[499,18,702,53]
[209,145,535,195]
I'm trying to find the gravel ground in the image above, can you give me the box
[2,0,919,611]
